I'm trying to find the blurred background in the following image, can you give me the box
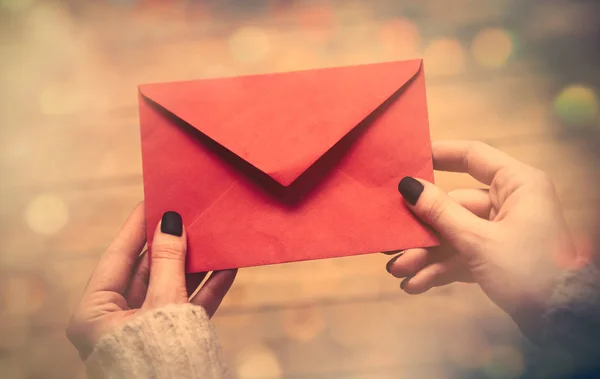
[1,0,600,378]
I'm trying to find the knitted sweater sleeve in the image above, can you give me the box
[85,304,229,379]
[527,263,600,378]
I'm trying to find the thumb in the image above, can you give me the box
[145,211,188,307]
[398,177,488,251]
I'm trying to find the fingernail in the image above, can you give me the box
[398,177,424,205]
[386,253,403,273]
[161,211,183,236]
[400,275,414,290]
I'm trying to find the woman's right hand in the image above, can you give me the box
[386,141,586,340]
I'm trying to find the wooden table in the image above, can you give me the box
[1,1,599,378]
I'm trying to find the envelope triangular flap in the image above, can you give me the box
[139,59,422,187]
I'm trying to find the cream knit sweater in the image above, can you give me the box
[84,264,600,378]
[86,304,228,379]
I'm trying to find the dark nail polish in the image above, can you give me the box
[398,177,424,205]
[400,275,414,290]
[386,253,403,273]
[161,211,183,236]
[383,249,405,256]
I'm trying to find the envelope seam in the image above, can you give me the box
[187,181,238,231]
[337,169,364,188]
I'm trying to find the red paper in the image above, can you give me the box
[138,59,437,273]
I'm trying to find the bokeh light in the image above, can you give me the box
[229,26,272,65]
[335,1,372,26]
[378,18,421,59]
[39,83,81,116]
[295,4,336,47]
[524,3,595,39]
[0,273,47,316]
[2,0,600,378]
[25,194,69,236]
[281,305,325,342]
[236,345,283,379]
[554,85,599,127]
[274,46,319,72]
[471,28,514,69]
[423,38,466,76]
[334,21,381,65]
[202,65,233,79]
[297,3,335,29]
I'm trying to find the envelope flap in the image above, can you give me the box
[139,59,422,186]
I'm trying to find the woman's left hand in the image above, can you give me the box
[66,203,237,359]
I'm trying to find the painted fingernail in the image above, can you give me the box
[400,275,414,290]
[398,177,424,205]
[161,211,183,236]
[386,253,404,273]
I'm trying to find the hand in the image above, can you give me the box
[66,203,237,359]
[386,141,583,339]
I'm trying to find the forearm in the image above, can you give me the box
[86,304,228,379]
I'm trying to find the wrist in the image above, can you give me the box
[507,274,563,345]
[511,295,547,344]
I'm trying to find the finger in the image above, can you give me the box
[431,265,475,287]
[85,202,146,295]
[401,256,473,295]
[126,250,150,308]
[186,272,208,298]
[382,190,490,257]
[384,189,489,262]
[398,177,490,252]
[449,188,492,220]
[386,244,458,278]
[145,211,188,306]
[432,141,533,186]
[382,250,404,256]
[191,269,237,317]
[490,207,498,220]
[386,248,430,278]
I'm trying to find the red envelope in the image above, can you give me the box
[138,59,437,273]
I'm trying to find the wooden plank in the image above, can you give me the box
[11,289,523,379]
[4,201,595,330]
[2,3,597,379]
[0,113,143,190]
[13,289,522,379]
[0,183,143,264]
[212,289,524,378]
[2,135,596,260]
[0,135,597,331]
[17,330,82,379]
[3,0,597,130]
[1,72,557,190]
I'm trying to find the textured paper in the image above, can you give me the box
[139,59,437,273]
